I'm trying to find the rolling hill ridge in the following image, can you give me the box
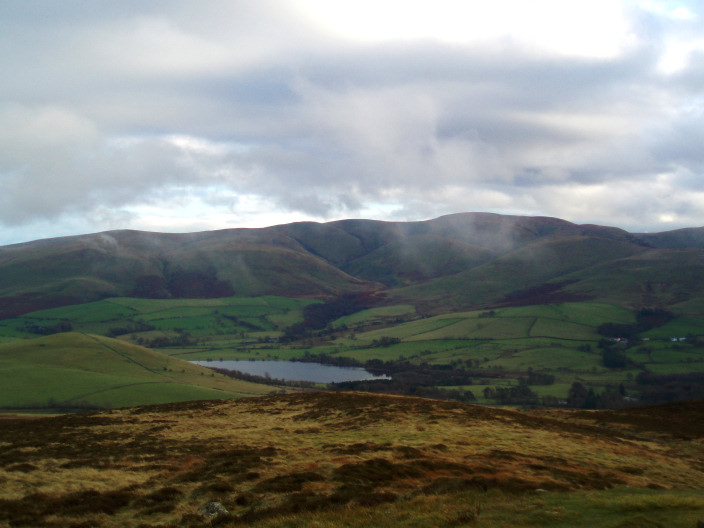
[1,212,703,317]
[0,332,275,410]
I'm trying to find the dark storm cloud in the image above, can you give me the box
[1,1,703,245]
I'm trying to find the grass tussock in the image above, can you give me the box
[1,392,704,527]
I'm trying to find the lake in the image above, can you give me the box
[192,360,390,384]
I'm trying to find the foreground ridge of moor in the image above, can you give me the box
[1,392,704,527]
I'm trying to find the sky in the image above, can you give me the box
[1,0,703,245]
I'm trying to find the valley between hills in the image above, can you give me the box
[1,212,704,411]
[2,213,704,526]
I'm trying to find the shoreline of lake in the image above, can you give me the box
[192,359,390,384]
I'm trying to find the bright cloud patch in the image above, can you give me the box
[293,0,635,58]
[0,1,703,244]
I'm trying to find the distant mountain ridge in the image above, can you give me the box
[1,212,703,318]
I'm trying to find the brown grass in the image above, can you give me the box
[1,393,703,527]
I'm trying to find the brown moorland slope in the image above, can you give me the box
[1,392,704,527]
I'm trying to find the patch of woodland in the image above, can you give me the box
[0,293,82,319]
[220,314,264,331]
[597,308,675,340]
[130,266,235,300]
[497,281,592,307]
[135,330,197,348]
[1,397,107,414]
[294,353,531,403]
[105,321,155,338]
[209,366,317,389]
[280,292,378,342]
[21,320,73,335]
[331,379,477,403]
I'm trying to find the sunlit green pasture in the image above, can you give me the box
[351,303,636,345]
[499,302,635,326]
[0,332,274,410]
[529,318,596,340]
[641,315,704,338]
[0,295,314,340]
[483,346,601,371]
[331,304,416,328]
[2,298,704,407]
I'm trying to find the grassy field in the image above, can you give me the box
[1,392,703,527]
[0,296,314,340]
[346,303,630,343]
[2,297,704,404]
[331,304,416,328]
[321,303,704,400]
[0,332,277,410]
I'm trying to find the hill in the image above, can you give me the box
[2,212,704,410]
[2,213,704,317]
[0,332,276,411]
[1,392,703,527]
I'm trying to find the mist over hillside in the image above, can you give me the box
[1,212,703,318]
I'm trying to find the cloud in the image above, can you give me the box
[1,1,704,245]
[294,0,637,59]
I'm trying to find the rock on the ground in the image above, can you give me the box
[198,501,229,519]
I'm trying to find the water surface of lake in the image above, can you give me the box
[192,360,389,384]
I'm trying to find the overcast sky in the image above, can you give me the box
[1,1,703,245]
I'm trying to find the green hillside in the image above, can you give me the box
[391,234,648,308]
[0,332,275,411]
[0,295,314,344]
[2,212,704,411]
[2,292,704,407]
[3,212,703,319]
[560,248,704,309]
[639,226,704,249]
[0,229,371,318]
[345,235,493,287]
